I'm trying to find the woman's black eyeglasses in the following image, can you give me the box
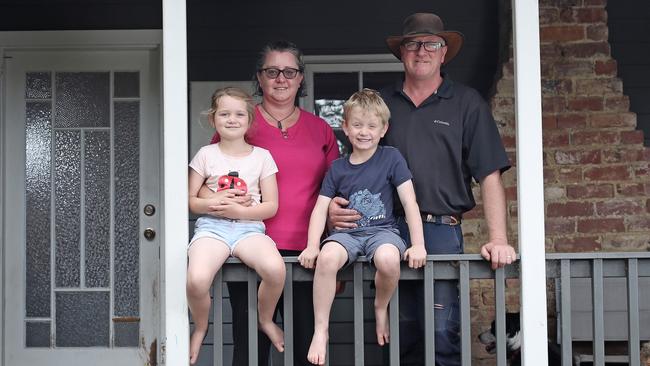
[259,67,301,79]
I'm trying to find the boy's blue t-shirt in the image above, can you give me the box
[320,145,413,229]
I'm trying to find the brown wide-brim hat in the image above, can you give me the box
[386,12,464,64]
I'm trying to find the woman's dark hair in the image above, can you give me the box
[253,40,307,98]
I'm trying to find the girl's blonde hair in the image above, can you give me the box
[343,88,391,125]
[207,87,256,128]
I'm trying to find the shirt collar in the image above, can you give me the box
[393,73,454,105]
[435,75,453,98]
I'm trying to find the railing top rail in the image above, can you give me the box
[224,254,493,264]
[223,252,650,265]
[546,252,650,260]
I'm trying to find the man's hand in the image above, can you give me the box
[479,171,514,270]
[328,196,361,230]
[480,239,516,270]
[298,246,320,269]
[404,245,427,269]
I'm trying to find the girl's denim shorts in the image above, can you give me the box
[189,216,267,254]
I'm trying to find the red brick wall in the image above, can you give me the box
[464,0,650,254]
[469,1,649,363]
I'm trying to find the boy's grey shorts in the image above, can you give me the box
[322,226,406,266]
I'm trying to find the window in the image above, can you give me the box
[301,55,403,155]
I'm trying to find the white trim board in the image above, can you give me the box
[0,30,161,50]
[511,1,548,365]
[161,0,189,364]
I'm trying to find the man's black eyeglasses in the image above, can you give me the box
[401,40,446,52]
[259,67,301,79]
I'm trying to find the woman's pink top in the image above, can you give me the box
[211,106,339,251]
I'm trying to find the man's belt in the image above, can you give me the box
[420,213,461,226]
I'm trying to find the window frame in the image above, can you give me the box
[301,54,403,112]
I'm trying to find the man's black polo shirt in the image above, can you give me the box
[381,77,510,216]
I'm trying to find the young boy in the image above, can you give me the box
[298,89,427,365]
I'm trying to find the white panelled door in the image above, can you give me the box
[3,49,160,365]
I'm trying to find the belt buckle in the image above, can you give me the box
[446,215,460,226]
[422,213,460,226]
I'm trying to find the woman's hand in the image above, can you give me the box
[298,246,320,269]
[327,196,361,230]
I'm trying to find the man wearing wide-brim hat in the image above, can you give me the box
[330,11,517,366]
[385,12,464,64]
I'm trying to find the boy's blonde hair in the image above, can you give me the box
[343,88,391,125]
[207,87,255,127]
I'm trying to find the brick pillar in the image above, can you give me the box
[469,1,650,362]
[464,0,650,254]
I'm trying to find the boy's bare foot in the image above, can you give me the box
[259,320,285,352]
[307,330,328,365]
[189,326,207,365]
[375,305,390,346]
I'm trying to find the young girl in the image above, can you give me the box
[187,87,286,364]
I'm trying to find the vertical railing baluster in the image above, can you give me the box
[247,268,257,366]
[592,259,605,366]
[213,270,223,366]
[284,263,294,366]
[460,261,471,366]
[353,261,364,366]
[424,261,435,366]
[389,285,400,366]
[560,259,573,366]
[627,258,640,366]
[495,268,507,366]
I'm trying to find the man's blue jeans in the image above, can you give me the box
[397,216,462,366]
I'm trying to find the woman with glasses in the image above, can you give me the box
[202,40,339,365]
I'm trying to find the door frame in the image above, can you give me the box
[0,30,163,364]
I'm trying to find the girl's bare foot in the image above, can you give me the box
[259,320,285,352]
[189,326,207,365]
[375,305,390,346]
[307,330,328,365]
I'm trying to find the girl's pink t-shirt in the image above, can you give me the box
[212,106,339,251]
